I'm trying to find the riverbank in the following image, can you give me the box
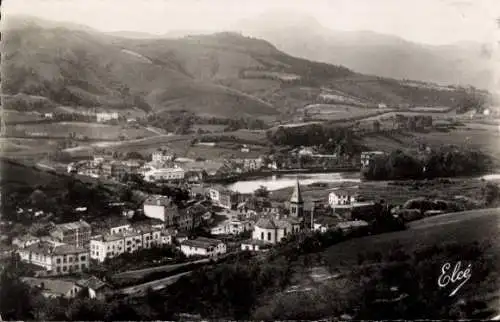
[266,176,487,205]
[206,166,360,185]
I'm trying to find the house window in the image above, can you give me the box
[267,232,272,241]
[261,232,264,240]
[56,258,61,264]
[80,255,86,261]
[284,228,287,236]
[69,257,73,263]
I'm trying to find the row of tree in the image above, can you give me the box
[266,124,362,156]
[363,147,493,180]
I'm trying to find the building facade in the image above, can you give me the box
[360,151,386,168]
[50,220,92,248]
[251,216,301,245]
[143,195,176,226]
[18,242,90,275]
[328,190,357,206]
[90,228,162,263]
[180,237,226,257]
[143,167,185,182]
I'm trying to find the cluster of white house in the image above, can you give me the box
[14,178,375,276]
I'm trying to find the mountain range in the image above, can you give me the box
[2,15,486,119]
[232,11,494,90]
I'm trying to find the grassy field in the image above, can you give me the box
[360,125,500,158]
[2,110,44,123]
[9,122,157,140]
[268,176,487,206]
[305,104,391,121]
[319,208,500,315]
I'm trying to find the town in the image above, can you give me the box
[2,5,500,321]
[3,147,387,297]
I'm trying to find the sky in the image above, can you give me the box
[3,0,500,45]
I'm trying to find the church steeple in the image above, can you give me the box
[289,178,304,217]
[290,178,303,204]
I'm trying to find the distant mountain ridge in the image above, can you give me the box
[2,15,485,119]
[232,12,493,90]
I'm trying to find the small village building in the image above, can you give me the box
[50,220,92,248]
[12,234,40,249]
[96,112,119,123]
[360,151,386,168]
[336,220,370,233]
[240,239,271,252]
[180,237,226,257]
[152,148,175,163]
[143,195,176,225]
[143,166,185,182]
[76,276,113,300]
[22,277,82,299]
[208,186,240,210]
[89,227,162,262]
[252,215,301,245]
[210,220,254,235]
[18,242,90,275]
[328,190,357,206]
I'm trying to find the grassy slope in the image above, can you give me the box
[4,17,480,121]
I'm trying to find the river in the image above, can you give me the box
[226,172,362,194]
[225,172,500,194]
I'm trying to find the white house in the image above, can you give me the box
[180,237,226,257]
[143,195,173,223]
[76,276,112,300]
[336,220,370,233]
[210,220,254,235]
[240,239,271,252]
[12,234,40,249]
[252,215,301,245]
[152,149,175,163]
[360,151,385,167]
[328,190,357,206]
[143,167,185,182]
[18,242,90,275]
[96,112,119,123]
[22,277,82,299]
[90,227,162,263]
[108,221,132,235]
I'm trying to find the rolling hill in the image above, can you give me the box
[2,15,487,120]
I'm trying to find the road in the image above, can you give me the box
[113,258,211,279]
[120,271,193,295]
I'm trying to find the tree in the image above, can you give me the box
[0,255,38,320]
[254,186,270,198]
[482,182,500,206]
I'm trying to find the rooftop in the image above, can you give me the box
[181,237,223,249]
[76,276,109,290]
[290,179,303,204]
[241,239,271,247]
[24,242,88,256]
[255,216,301,229]
[143,194,172,207]
[54,220,91,232]
[22,277,78,295]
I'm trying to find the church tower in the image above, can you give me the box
[289,178,304,217]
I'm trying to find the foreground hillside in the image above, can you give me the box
[2,16,486,120]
